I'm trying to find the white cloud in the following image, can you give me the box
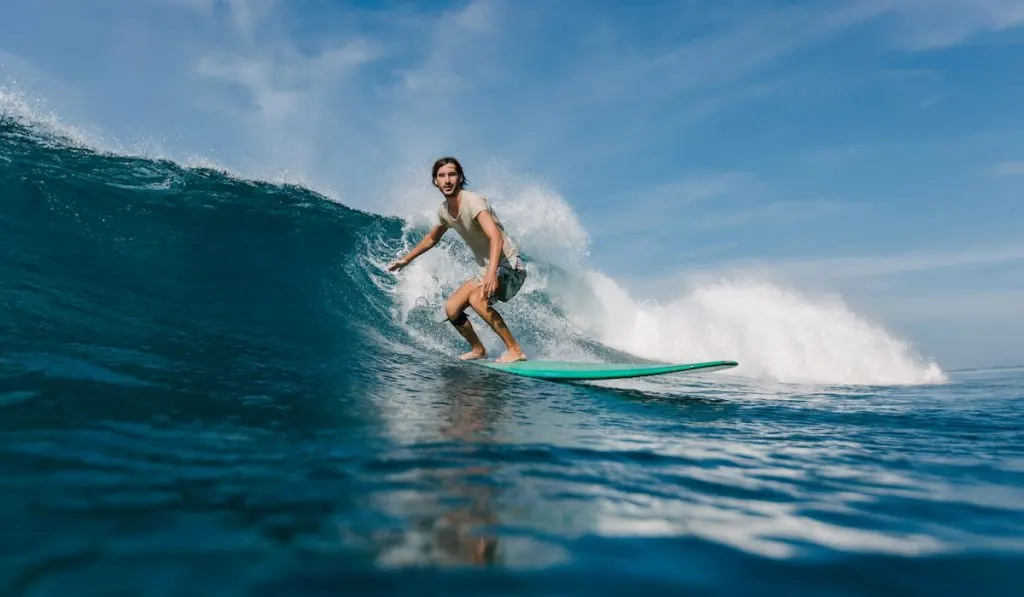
[520,0,1018,122]
[581,171,761,241]
[453,0,495,32]
[872,288,1024,322]
[697,242,1024,280]
[990,161,1024,176]
[868,0,1024,50]
[196,37,377,121]
[174,0,512,199]
[587,171,855,245]
[692,199,856,230]
[797,143,874,166]
[389,1,499,103]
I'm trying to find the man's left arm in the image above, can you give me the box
[475,209,504,297]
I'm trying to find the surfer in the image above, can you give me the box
[388,156,528,363]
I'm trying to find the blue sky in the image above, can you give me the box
[2,0,1023,369]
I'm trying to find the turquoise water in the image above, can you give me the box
[2,116,1022,596]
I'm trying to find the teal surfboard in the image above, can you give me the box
[477,359,738,381]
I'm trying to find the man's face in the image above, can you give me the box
[434,163,460,197]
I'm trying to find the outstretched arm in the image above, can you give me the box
[388,224,446,271]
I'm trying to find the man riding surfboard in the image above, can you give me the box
[388,157,528,363]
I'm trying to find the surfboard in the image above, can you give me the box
[476,359,739,381]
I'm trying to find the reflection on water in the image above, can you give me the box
[371,364,510,568]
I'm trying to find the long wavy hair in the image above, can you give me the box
[431,156,469,190]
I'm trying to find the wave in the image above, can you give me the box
[1,104,946,388]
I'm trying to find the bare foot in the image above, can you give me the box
[459,348,487,361]
[496,349,527,363]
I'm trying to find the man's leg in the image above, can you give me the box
[446,279,487,360]
[467,284,526,363]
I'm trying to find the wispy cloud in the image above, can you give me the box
[689,242,1024,281]
[869,0,1024,50]
[584,171,761,238]
[622,172,761,211]
[871,288,1024,322]
[692,199,857,230]
[179,0,386,186]
[588,166,857,243]
[523,0,1019,129]
[176,0,512,200]
[989,161,1024,176]
[797,143,875,166]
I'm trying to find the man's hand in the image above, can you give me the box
[481,270,498,300]
[386,224,447,273]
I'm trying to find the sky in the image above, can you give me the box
[2,0,1023,369]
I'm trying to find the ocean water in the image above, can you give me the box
[2,112,1022,596]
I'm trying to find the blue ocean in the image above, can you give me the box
[2,112,1022,596]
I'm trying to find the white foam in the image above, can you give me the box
[572,273,946,386]
[0,83,122,154]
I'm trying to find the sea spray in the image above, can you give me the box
[574,273,946,385]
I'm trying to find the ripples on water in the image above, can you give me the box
[9,361,1022,595]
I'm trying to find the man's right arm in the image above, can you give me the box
[388,223,446,271]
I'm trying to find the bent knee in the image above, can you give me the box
[444,298,464,318]
[468,287,490,310]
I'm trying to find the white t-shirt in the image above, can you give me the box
[437,190,522,270]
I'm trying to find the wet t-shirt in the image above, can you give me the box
[437,190,522,271]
